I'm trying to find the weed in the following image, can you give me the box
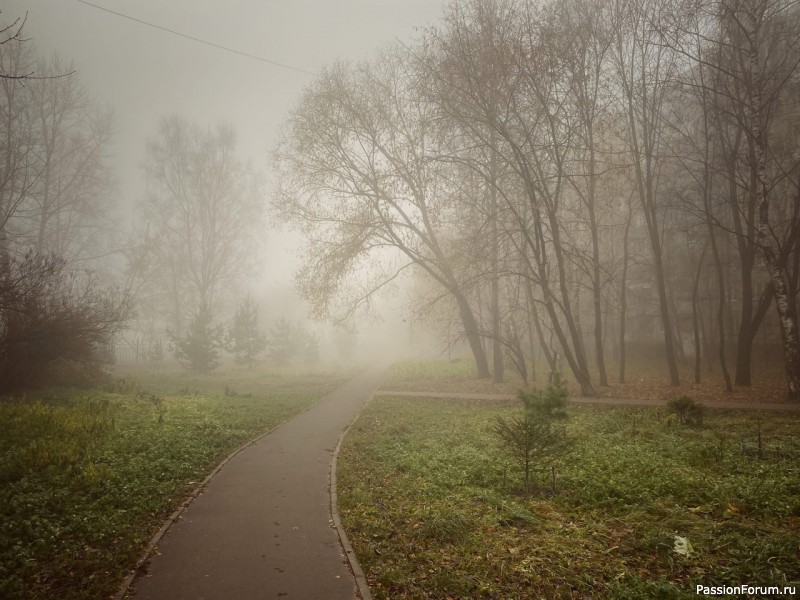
[415,508,473,543]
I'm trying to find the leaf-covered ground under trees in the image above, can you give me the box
[0,364,349,600]
[385,359,791,404]
[337,396,800,599]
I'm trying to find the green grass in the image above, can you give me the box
[0,363,350,600]
[109,361,340,397]
[338,396,800,599]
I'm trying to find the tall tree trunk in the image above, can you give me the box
[734,264,755,385]
[540,281,596,396]
[699,289,713,374]
[587,137,608,386]
[618,33,681,386]
[758,221,800,400]
[527,279,555,374]
[670,296,687,363]
[748,9,800,401]
[630,124,681,385]
[701,90,733,392]
[729,137,758,386]
[524,278,537,382]
[454,290,491,379]
[652,242,681,385]
[544,206,594,392]
[619,197,633,384]
[489,147,504,383]
[692,244,708,384]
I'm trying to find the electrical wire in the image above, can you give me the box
[73,0,318,76]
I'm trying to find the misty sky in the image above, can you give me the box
[4,0,445,290]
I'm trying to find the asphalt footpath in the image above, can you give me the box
[130,366,385,600]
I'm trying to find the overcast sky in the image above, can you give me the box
[3,0,445,294]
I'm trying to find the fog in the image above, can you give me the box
[6,0,444,265]
[1,0,446,364]
[4,5,800,599]
[0,0,798,398]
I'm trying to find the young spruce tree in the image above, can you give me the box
[268,317,298,366]
[226,296,267,369]
[170,306,224,373]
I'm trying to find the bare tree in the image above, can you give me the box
[26,55,115,263]
[135,116,263,334]
[735,0,800,399]
[617,190,636,383]
[556,0,616,387]
[274,54,492,377]
[666,0,800,398]
[0,22,35,264]
[0,14,31,80]
[429,0,598,395]
[0,18,113,272]
[609,0,685,386]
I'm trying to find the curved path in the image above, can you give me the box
[130,366,385,600]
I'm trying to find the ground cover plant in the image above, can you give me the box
[337,396,800,599]
[0,363,349,600]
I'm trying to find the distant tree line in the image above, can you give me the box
[168,295,321,373]
[126,116,263,343]
[275,0,800,399]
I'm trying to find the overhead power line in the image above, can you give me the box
[73,0,318,76]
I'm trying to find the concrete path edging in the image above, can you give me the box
[329,399,374,600]
[127,366,387,600]
[112,400,321,600]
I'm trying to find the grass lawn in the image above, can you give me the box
[338,396,800,599]
[0,362,350,600]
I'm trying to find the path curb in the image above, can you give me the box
[330,395,375,600]
[111,399,320,600]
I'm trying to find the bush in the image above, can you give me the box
[0,252,128,392]
[667,395,704,426]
